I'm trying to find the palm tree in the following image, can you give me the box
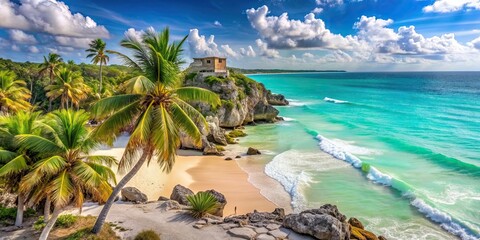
[16,110,117,240]
[39,53,63,111]
[86,39,109,94]
[0,70,31,113]
[90,28,220,233]
[0,112,41,226]
[45,68,90,110]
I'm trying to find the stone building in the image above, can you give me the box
[188,56,229,77]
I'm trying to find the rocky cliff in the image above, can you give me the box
[180,72,287,153]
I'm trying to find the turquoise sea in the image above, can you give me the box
[242,72,480,240]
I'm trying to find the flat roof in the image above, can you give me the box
[193,56,227,60]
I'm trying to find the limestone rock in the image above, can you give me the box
[203,142,224,156]
[157,196,169,201]
[283,204,350,240]
[254,227,269,234]
[170,184,194,205]
[267,92,289,106]
[266,224,280,231]
[158,200,181,212]
[121,187,147,203]
[350,226,378,240]
[227,227,256,239]
[269,229,289,239]
[247,147,261,155]
[0,190,17,208]
[256,234,275,240]
[199,189,227,217]
[348,217,364,229]
[206,116,228,146]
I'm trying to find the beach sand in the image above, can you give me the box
[93,140,279,216]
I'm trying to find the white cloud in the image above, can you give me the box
[187,29,221,57]
[246,5,359,50]
[0,0,109,38]
[8,29,37,44]
[55,36,93,49]
[316,0,344,6]
[255,39,280,58]
[423,0,480,13]
[467,36,480,49]
[221,45,238,57]
[28,45,39,53]
[240,46,256,57]
[11,45,20,51]
[312,7,324,14]
[214,21,222,27]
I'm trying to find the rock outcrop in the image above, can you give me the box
[170,184,194,205]
[247,147,261,155]
[283,204,350,240]
[267,91,289,106]
[121,187,148,203]
[158,200,181,212]
[200,189,227,217]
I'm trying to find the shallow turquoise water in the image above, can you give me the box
[243,72,480,240]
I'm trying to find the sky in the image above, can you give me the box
[1,0,480,71]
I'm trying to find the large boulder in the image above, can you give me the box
[247,147,261,155]
[283,204,350,240]
[350,226,379,240]
[203,142,224,156]
[206,116,228,146]
[121,187,148,203]
[224,208,285,227]
[199,189,227,217]
[267,92,289,106]
[170,184,194,205]
[348,217,364,229]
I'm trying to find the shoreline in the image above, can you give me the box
[93,138,287,216]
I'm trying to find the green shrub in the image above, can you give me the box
[134,230,161,240]
[225,134,237,144]
[33,216,46,230]
[228,129,247,138]
[186,192,218,218]
[0,207,16,221]
[185,72,197,81]
[204,76,225,86]
[56,214,78,228]
[231,73,255,95]
[221,100,235,110]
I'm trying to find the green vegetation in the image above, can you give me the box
[204,75,226,85]
[0,70,31,113]
[33,216,46,230]
[230,72,256,96]
[228,129,247,138]
[56,214,78,228]
[91,27,220,234]
[225,134,237,144]
[215,145,226,152]
[186,192,219,218]
[0,207,16,223]
[51,216,119,240]
[86,38,109,93]
[221,99,235,110]
[185,72,197,81]
[134,230,161,240]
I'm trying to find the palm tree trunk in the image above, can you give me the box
[15,195,24,227]
[48,70,53,111]
[44,195,51,222]
[91,151,149,234]
[39,207,62,240]
[99,62,103,94]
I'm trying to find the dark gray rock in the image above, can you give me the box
[235,155,241,159]
[121,187,148,203]
[267,92,289,106]
[157,196,169,201]
[283,204,350,240]
[225,157,233,161]
[247,147,261,155]
[170,184,194,205]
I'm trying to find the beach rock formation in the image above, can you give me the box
[348,217,364,229]
[200,189,227,217]
[228,227,257,239]
[206,116,227,146]
[158,200,181,212]
[0,189,16,208]
[283,204,350,240]
[224,208,285,227]
[121,187,148,203]
[267,91,289,106]
[170,184,194,205]
[247,147,261,155]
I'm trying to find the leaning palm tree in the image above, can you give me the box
[0,70,31,113]
[16,110,117,240]
[0,112,41,227]
[90,27,220,233]
[86,39,109,94]
[45,68,90,110]
[39,53,63,111]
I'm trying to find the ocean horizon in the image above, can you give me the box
[240,72,480,240]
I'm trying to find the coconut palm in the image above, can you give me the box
[86,39,109,94]
[90,27,220,233]
[16,110,117,240]
[45,68,90,110]
[0,112,41,226]
[0,70,31,113]
[39,53,63,111]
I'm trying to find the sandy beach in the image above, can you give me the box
[93,136,280,216]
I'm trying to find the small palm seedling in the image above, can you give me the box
[186,192,219,219]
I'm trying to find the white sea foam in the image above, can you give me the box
[316,135,363,168]
[330,138,382,156]
[282,117,296,121]
[367,166,393,186]
[324,97,349,104]
[411,199,479,240]
[287,99,309,107]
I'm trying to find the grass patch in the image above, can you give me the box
[221,100,235,110]
[231,73,256,96]
[185,72,197,81]
[186,192,218,219]
[204,76,225,86]
[49,215,119,240]
[134,230,161,240]
[225,134,237,144]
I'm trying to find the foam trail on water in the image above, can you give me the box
[314,133,479,240]
[324,97,349,104]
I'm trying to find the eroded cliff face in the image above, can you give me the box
[183,72,281,128]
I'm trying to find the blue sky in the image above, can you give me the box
[1,0,480,71]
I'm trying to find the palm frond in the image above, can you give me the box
[90,94,142,119]
[15,134,64,154]
[47,170,73,208]
[175,87,221,107]
[0,154,27,177]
